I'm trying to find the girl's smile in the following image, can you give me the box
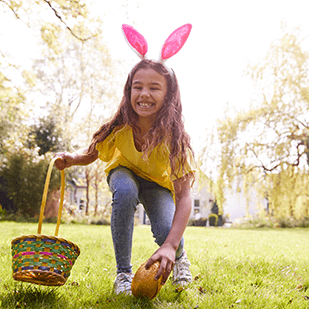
[131,68,167,126]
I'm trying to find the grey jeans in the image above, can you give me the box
[107,166,184,274]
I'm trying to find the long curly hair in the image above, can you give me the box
[87,59,194,180]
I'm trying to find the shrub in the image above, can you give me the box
[233,216,309,228]
[0,151,60,220]
[188,218,207,226]
[209,213,218,226]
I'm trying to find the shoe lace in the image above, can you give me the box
[174,256,191,280]
[117,273,133,291]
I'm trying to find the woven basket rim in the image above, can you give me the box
[11,234,80,255]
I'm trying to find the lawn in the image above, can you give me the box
[1,221,309,308]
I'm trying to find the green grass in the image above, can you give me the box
[1,222,309,308]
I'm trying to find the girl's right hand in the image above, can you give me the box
[53,152,76,170]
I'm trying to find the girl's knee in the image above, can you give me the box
[109,167,139,209]
[112,186,139,206]
[109,167,138,192]
[153,225,172,246]
[155,229,184,257]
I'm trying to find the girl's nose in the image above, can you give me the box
[140,88,150,98]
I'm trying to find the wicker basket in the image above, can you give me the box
[11,158,80,286]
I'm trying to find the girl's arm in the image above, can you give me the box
[54,147,99,170]
[145,173,192,285]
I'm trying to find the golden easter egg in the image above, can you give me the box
[131,261,163,299]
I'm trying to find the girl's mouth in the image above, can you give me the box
[138,102,154,107]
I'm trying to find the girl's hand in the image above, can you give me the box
[54,148,99,170]
[145,243,176,285]
[53,152,76,170]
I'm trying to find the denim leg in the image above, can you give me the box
[108,167,140,274]
[139,181,184,260]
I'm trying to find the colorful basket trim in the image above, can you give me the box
[13,266,66,276]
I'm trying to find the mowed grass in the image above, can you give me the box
[1,222,309,308]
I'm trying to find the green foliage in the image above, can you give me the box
[187,218,207,226]
[32,19,117,155]
[28,116,66,156]
[0,58,30,156]
[266,165,309,218]
[0,0,99,155]
[233,216,309,228]
[1,0,119,216]
[1,0,96,42]
[2,223,309,308]
[208,213,218,226]
[0,0,111,154]
[40,22,63,54]
[0,205,6,218]
[0,151,60,219]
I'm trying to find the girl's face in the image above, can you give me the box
[131,68,167,126]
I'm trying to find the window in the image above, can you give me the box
[194,200,200,207]
[79,198,85,210]
[194,199,200,214]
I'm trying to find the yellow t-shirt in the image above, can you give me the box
[96,125,195,194]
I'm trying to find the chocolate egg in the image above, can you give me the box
[131,261,163,299]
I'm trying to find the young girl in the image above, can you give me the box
[54,25,195,295]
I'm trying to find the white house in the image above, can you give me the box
[136,177,267,225]
[135,183,214,225]
[68,176,87,212]
[189,185,213,221]
[223,179,268,222]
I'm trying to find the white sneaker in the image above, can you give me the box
[172,251,192,286]
[114,273,134,295]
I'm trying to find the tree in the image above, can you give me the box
[0,51,35,158]
[1,0,118,219]
[0,0,100,157]
[31,21,118,214]
[32,19,117,146]
[202,27,309,218]
[0,150,60,218]
[28,115,65,156]
[0,0,97,42]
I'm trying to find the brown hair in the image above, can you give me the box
[88,59,194,180]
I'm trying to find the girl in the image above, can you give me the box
[54,24,195,295]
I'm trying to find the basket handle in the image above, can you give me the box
[37,157,65,236]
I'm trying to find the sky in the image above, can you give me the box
[1,0,309,151]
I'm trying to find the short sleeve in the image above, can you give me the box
[95,133,116,162]
[171,148,196,181]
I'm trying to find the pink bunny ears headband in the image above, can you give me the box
[122,23,192,69]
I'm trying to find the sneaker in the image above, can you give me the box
[114,273,134,295]
[172,251,192,286]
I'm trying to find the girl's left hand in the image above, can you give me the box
[145,243,176,285]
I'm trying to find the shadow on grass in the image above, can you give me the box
[1,284,63,309]
[85,281,192,309]
[96,296,157,309]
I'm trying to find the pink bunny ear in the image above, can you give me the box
[122,24,148,59]
[161,24,192,61]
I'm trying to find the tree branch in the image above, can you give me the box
[43,0,96,42]
[245,140,304,174]
[280,112,309,129]
[0,0,20,19]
